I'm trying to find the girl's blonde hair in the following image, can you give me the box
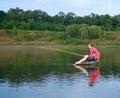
[89,42,95,47]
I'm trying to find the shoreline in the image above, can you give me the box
[0,42,120,49]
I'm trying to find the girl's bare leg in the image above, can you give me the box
[75,66,88,76]
[75,55,89,64]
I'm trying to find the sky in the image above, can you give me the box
[0,0,120,16]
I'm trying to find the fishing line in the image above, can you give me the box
[40,47,84,57]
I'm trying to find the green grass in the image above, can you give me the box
[0,29,120,46]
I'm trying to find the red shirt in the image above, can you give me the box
[90,67,100,84]
[90,47,100,60]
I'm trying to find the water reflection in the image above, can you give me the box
[0,46,120,98]
[75,65,100,86]
[88,67,100,86]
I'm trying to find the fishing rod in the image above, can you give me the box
[40,47,84,57]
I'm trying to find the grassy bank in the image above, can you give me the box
[0,29,120,46]
[0,39,120,46]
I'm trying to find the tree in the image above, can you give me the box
[89,13,101,26]
[0,11,6,28]
[100,14,112,31]
[83,15,93,25]
[1,8,120,32]
[33,10,42,22]
[0,11,6,22]
[3,20,19,29]
[41,11,48,22]
[22,10,33,22]
[7,7,23,21]
[76,16,84,24]
[32,10,48,23]
[57,11,65,25]
[111,16,119,30]
[65,12,76,25]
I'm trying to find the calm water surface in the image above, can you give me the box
[0,46,120,98]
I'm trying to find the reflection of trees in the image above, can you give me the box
[0,47,78,85]
[0,46,120,86]
[99,48,120,76]
[0,63,77,86]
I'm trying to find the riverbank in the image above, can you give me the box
[0,29,120,46]
[0,40,120,46]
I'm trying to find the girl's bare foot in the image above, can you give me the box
[75,61,82,65]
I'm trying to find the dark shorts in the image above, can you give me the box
[87,55,97,62]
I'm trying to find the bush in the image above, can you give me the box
[19,22,30,30]
[3,20,19,29]
[39,23,65,31]
[80,24,89,39]
[25,32,37,41]
[103,32,116,40]
[88,25,103,39]
[66,24,103,39]
[57,32,69,39]
[11,26,17,36]
[66,24,81,38]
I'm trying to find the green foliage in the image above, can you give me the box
[80,24,89,39]
[0,11,6,29]
[66,24,81,38]
[66,24,103,39]
[60,38,87,45]
[100,14,113,31]
[57,32,69,39]
[1,8,120,42]
[11,26,17,36]
[0,7,120,32]
[3,20,19,29]
[88,25,103,39]
[39,22,65,31]
[1,7,120,33]
[103,32,116,40]
[7,7,23,21]
[19,22,30,30]
[15,30,27,41]
[25,32,37,41]
[11,30,37,41]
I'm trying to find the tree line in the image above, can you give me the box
[0,7,120,31]
[0,7,120,42]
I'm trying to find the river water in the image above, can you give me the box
[0,46,120,98]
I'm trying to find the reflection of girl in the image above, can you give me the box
[75,65,88,76]
[75,66,100,86]
[75,42,100,65]
[89,67,100,86]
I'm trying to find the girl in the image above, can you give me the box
[75,42,100,65]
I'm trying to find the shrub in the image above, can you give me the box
[25,32,37,41]
[66,24,81,38]
[80,24,89,39]
[11,26,17,36]
[88,25,103,39]
[66,24,103,39]
[57,32,69,39]
[19,22,30,30]
[103,32,116,40]
[63,38,87,45]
